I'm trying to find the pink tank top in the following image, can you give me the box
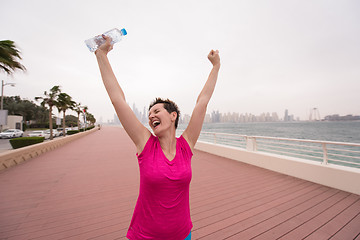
[126,135,193,240]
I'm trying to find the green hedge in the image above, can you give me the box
[67,130,79,135]
[79,126,95,132]
[9,137,44,149]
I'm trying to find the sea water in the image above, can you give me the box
[179,121,360,143]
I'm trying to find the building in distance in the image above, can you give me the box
[324,114,360,121]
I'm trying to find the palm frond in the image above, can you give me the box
[0,40,26,74]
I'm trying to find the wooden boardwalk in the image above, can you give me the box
[0,126,359,240]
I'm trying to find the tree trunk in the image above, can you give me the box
[62,110,66,136]
[49,106,53,140]
[77,113,80,130]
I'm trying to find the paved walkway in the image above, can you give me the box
[0,126,359,240]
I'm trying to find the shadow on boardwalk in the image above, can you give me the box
[0,126,359,240]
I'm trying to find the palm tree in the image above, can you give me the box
[0,40,26,74]
[73,102,83,130]
[57,93,75,136]
[35,86,61,140]
[86,112,96,125]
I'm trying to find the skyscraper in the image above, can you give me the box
[284,109,289,121]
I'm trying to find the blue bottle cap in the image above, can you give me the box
[121,28,127,36]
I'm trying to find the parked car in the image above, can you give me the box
[57,128,65,136]
[0,129,23,139]
[28,130,50,139]
[57,128,72,136]
[45,129,60,137]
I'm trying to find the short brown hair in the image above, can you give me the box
[149,98,180,129]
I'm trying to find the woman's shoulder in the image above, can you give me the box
[178,135,193,155]
[137,134,157,157]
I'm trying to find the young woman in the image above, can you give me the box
[95,36,220,240]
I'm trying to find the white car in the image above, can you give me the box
[0,129,24,139]
[28,130,50,139]
[45,129,60,137]
[57,128,72,136]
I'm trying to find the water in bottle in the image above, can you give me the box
[85,28,127,52]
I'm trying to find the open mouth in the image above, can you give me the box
[153,121,160,128]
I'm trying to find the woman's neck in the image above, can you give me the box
[158,129,177,159]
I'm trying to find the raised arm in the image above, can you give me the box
[183,50,220,150]
[95,36,151,153]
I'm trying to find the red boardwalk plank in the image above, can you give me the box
[330,211,360,240]
[0,126,359,240]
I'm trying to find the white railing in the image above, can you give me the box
[198,131,360,168]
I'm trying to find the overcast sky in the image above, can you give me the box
[1,0,360,122]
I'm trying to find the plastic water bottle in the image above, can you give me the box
[85,28,127,52]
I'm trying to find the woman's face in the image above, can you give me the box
[148,103,177,136]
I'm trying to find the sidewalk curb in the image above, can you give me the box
[0,128,99,172]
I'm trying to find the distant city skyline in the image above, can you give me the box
[105,103,359,125]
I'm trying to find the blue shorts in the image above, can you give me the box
[184,232,191,240]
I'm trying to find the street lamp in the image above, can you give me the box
[1,80,16,110]
[0,80,16,132]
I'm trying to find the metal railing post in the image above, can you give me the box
[246,136,256,151]
[253,137,257,151]
[322,143,328,164]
